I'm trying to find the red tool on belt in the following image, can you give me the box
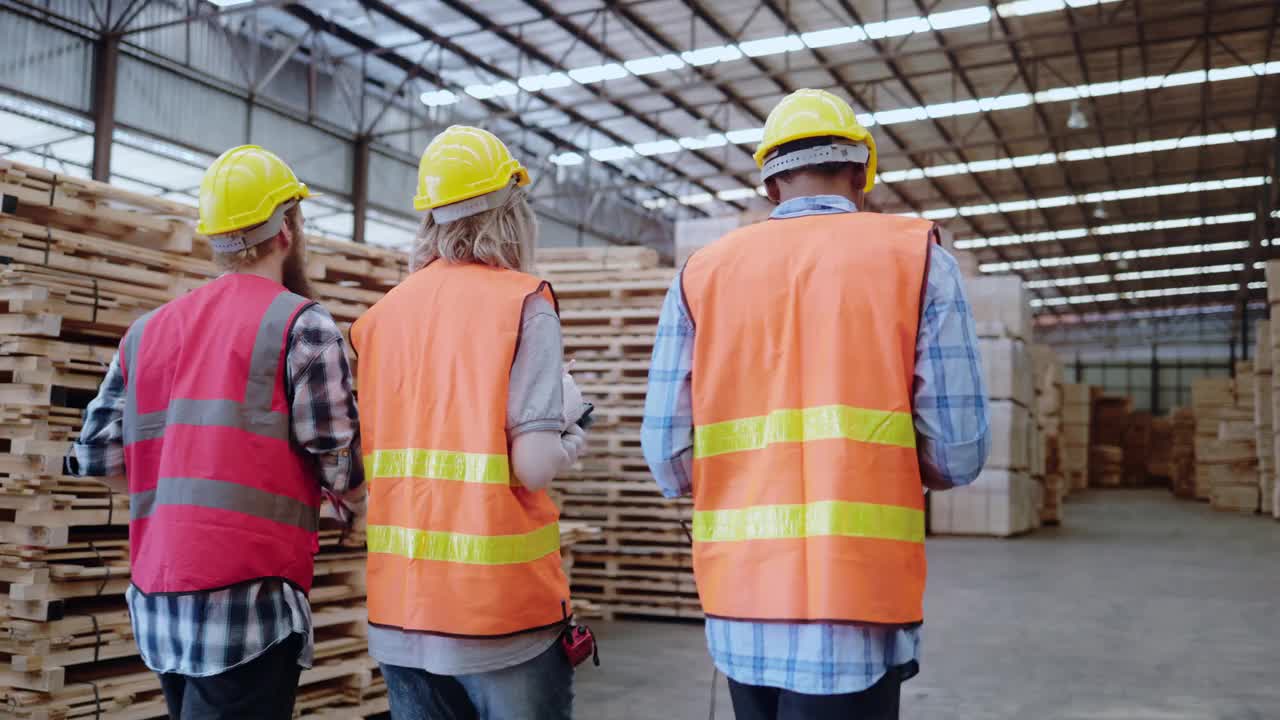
[559,602,599,668]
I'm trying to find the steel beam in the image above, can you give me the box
[90,33,120,181]
[352,134,370,245]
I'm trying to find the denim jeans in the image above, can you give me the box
[381,642,574,720]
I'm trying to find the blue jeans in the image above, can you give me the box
[381,642,574,720]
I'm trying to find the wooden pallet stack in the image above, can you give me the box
[1169,407,1198,497]
[1061,384,1094,491]
[1031,344,1065,524]
[1190,377,1237,502]
[1090,395,1131,488]
[1255,321,1275,515]
[536,250,700,620]
[930,276,1041,537]
[0,160,603,718]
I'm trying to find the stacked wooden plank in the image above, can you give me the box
[536,254,700,621]
[1169,407,1198,497]
[1030,344,1065,524]
[1257,320,1277,517]
[1266,261,1280,517]
[1122,411,1152,486]
[930,276,1041,537]
[1191,377,1237,502]
[0,160,603,718]
[1061,384,1093,491]
[1090,395,1131,488]
[1207,367,1259,513]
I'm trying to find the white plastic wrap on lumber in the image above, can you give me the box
[929,470,1043,537]
[965,275,1032,341]
[980,337,1035,408]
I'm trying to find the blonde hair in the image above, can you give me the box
[411,189,537,272]
[212,204,301,272]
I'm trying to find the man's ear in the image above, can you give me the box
[765,177,782,204]
[275,220,294,251]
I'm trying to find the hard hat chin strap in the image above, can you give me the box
[209,199,299,254]
[430,184,517,225]
[760,143,870,182]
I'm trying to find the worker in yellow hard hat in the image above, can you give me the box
[353,126,591,720]
[66,145,364,719]
[642,88,990,719]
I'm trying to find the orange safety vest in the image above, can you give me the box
[351,261,570,637]
[681,211,935,625]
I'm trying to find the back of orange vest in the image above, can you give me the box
[681,211,934,625]
[351,261,570,637]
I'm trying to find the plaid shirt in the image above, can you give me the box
[641,195,989,694]
[70,300,363,677]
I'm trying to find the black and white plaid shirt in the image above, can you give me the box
[69,303,363,676]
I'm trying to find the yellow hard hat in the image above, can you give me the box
[414,126,530,221]
[754,89,877,192]
[197,145,310,238]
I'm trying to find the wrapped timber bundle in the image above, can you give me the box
[0,159,603,719]
[1061,384,1094,491]
[929,277,1041,537]
[1030,344,1065,524]
[1255,321,1275,515]
[1147,416,1174,483]
[1123,412,1153,487]
[1191,377,1236,501]
[1206,406,1259,513]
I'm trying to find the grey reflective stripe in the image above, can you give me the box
[130,476,318,532]
[129,399,289,443]
[122,310,158,446]
[122,289,312,446]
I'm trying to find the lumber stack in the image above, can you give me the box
[1061,384,1093,491]
[1191,377,1236,501]
[1207,367,1259,513]
[0,160,605,719]
[929,276,1042,537]
[1090,395,1131,487]
[1148,416,1173,482]
[1267,261,1280,517]
[1123,412,1153,486]
[1031,344,1065,524]
[1169,408,1198,498]
[536,252,701,621]
[1257,320,1277,517]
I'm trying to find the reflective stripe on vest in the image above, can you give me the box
[123,289,308,521]
[692,501,924,544]
[366,521,560,565]
[364,448,510,486]
[694,404,916,459]
[354,262,571,637]
[682,212,934,626]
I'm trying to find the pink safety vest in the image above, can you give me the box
[121,274,321,594]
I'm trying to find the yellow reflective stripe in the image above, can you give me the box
[366,522,561,565]
[694,404,915,459]
[364,449,510,485]
[693,501,924,544]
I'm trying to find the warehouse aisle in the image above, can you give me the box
[575,490,1280,719]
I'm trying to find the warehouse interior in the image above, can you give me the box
[1,0,1279,717]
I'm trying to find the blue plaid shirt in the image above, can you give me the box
[641,195,989,694]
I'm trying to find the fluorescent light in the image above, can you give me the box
[929,6,992,29]
[643,198,670,210]
[680,133,727,150]
[864,16,932,39]
[956,212,1256,250]
[589,146,636,162]
[997,0,1121,17]
[1025,274,1112,289]
[717,188,759,201]
[682,45,743,66]
[206,0,253,6]
[680,193,714,206]
[739,35,804,58]
[725,128,765,145]
[419,89,458,106]
[568,63,629,84]
[634,139,683,156]
[624,55,685,75]
[802,26,867,49]
[550,152,583,166]
[518,72,572,92]
[1031,282,1244,308]
[937,176,1266,229]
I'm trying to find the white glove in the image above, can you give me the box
[561,423,588,467]
[562,362,589,430]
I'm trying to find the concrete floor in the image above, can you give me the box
[575,489,1280,719]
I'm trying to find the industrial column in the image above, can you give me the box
[90,33,120,181]
[352,136,370,245]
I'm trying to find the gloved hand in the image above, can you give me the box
[562,362,590,430]
[561,423,588,467]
